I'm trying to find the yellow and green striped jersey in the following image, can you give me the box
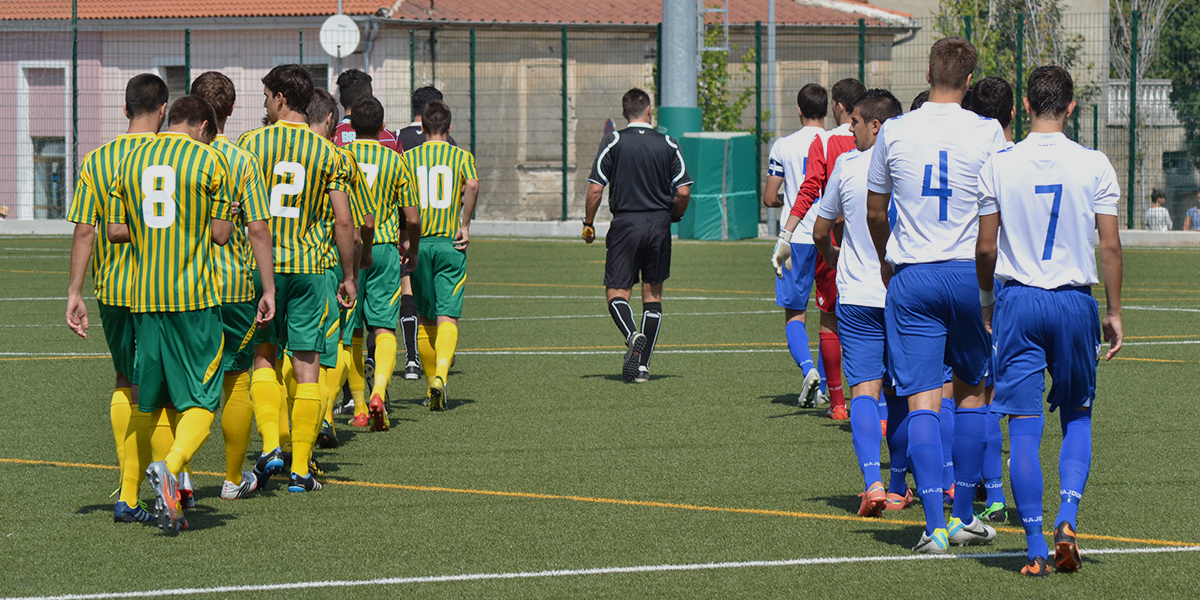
[349,139,412,244]
[211,134,270,304]
[401,141,477,239]
[66,133,155,307]
[237,120,350,274]
[106,132,233,313]
[320,146,373,269]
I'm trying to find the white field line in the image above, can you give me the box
[7,546,1199,600]
[1122,340,1200,346]
[0,352,111,357]
[467,310,777,322]
[457,349,791,356]
[0,324,102,328]
[1124,305,1200,313]
[470,295,775,301]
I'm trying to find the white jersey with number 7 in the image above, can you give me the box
[978,132,1120,288]
[866,101,1005,266]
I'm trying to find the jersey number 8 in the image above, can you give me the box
[416,164,453,210]
[141,165,176,229]
[270,161,305,219]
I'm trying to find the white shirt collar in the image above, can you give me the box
[409,121,422,128]
[627,121,654,129]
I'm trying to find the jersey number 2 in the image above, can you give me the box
[1036,184,1064,260]
[416,165,453,210]
[269,162,305,219]
[141,165,176,229]
[922,151,952,221]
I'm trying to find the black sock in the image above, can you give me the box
[640,302,661,368]
[400,294,419,363]
[608,298,638,343]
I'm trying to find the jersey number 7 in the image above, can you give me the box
[922,151,952,221]
[1036,184,1064,260]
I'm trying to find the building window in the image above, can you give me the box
[33,137,66,219]
[163,65,189,105]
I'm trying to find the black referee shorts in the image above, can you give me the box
[604,211,672,289]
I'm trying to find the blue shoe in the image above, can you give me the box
[113,500,154,523]
[145,460,181,534]
[288,472,323,493]
[253,447,286,487]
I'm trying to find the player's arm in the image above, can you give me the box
[455,177,479,251]
[812,166,844,269]
[105,179,131,243]
[247,219,276,324]
[584,132,617,243]
[360,214,375,271]
[763,175,784,208]
[401,205,421,268]
[865,191,892,287]
[66,168,97,339]
[211,218,233,246]
[1097,213,1123,359]
[583,183,603,243]
[975,212,1000,333]
[812,217,837,269]
[671,185,690,222]
[330,189,357,308]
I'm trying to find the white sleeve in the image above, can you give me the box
[976,158,999,217]
[866,123,892,194]
[767,140,785,178]
[816,160,845,221]
[1093,155,1120,217]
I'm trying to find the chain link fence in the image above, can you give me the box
[2,11,1197,230]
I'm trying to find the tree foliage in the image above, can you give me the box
[1147,1,1200,169]
[696,26,772,142]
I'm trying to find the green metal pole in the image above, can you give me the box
[858,18,866,83]
[1128,10,1139,229]
[963,15,973,42]
[1093,104,1099,150]
[184,30,191,94]
[299,30,303,65]
[1072,108,1081,143]
[655,23,662,107]
[1014,14,1024,141]
[409,29,415,112]
[755,21,762,201]
[469,28,476,156]
[561,26,569,221]
[71,0,78,183]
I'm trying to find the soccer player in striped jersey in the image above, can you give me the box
[812,89,904,517]
[239,65,356,493]
[403,100,478,410]
[65,73,167,524]
[107,95,268,532]
[976,66,1123,576]
[190,71,277,501]
[348,95,423,426]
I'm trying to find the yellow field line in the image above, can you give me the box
[1,456,1191,548]
[0,269,68,274]
[1112,356,1191,364]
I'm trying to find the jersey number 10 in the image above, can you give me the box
[416,165,454,210]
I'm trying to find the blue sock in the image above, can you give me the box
[983,407,1005,505]
[817,346,828,394]
[1009,415,1049,560]
[885,394,910,496]
[878,396,888,423]
[908,409,946,534]
[850,396,883,489]
[785,320,815,374]
[1056,409,1092,530]
[939,398,955,495]
[952,406,988,523]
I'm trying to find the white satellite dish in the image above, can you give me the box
[320,14,361,59]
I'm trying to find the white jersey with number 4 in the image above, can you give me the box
[816,147,886,308]
[767,125,823,243]
[867,102,1005,266]
[978,132,1119,288]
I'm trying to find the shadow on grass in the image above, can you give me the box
[806,493,862,515]
[580,373,682,382]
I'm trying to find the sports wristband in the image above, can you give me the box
[778,229,793,243]
[979,288,996,307]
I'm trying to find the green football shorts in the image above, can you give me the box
[274,272,331,353]
[249,269,277,348]
[413,237,466,320]
[220,301,257,373]
[134,307,223,413]
[328,263,362,345]
[362,243,402,330]
[321,269,342,368]
[98,302,137,383]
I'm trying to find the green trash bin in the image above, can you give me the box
[676,132,758,240]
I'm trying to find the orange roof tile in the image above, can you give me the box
[0,0,384,20]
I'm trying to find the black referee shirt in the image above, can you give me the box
[587,122,693,214]
[398,121,458,152]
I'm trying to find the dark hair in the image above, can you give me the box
[412,86,444,118]
[929,37,977,89]
[350,96,384,137]
[1151,188,1167,202]
[337,69,373,111]
[968,77,1014,128]
[306,88,339,127]
[910,90,930,111]
[1026,66,1074,119]
[621,88,652,120]
[262,64,313,113]
[830,78,866,113]
[422,100,452,135]
[189,71,235,121]
[853,89,903,126]
[166,95,218,140]
[126,73,169,118]
[797,83,828,120]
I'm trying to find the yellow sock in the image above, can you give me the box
[110,387,133,468]
[221,372,254,483]
[250,368,281,452]
[118,409,151,507]
[331,343,350,406]
[279,385,292,452]
[418,324,438,383]
[281,354,297,401]
[435,322,459,382]
[318,367,333,427]
[165,409,215,476]
[150,408,178,462]
[371,331,397,401]
[349,335,367,416]
[290,383,321,477]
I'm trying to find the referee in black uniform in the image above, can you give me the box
[583,88,692,383]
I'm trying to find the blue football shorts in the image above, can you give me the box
[836,303,892,389]
[776,243,817,311]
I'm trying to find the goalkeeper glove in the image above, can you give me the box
[772,229,793,278]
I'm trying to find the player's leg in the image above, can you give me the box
[883,389,912,509]
[604,214,646,382]
[99,302,149,521]
[979,401,1008,522]
[427,241,466,410]
[777,243,820,407]
[837,303,887,517]
[364,244,403,427]
[635,283,662,383]
[399,275,422,380]
[815,263,846,419]
[249,270,285,484]
[219,301,258,499]
[937,376,955,506]
[348,332,368,424]
[630,211,671,383]
[281,273,333,492]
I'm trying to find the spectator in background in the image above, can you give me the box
[1145,188,1172,231]
[1184,191,1200,231]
